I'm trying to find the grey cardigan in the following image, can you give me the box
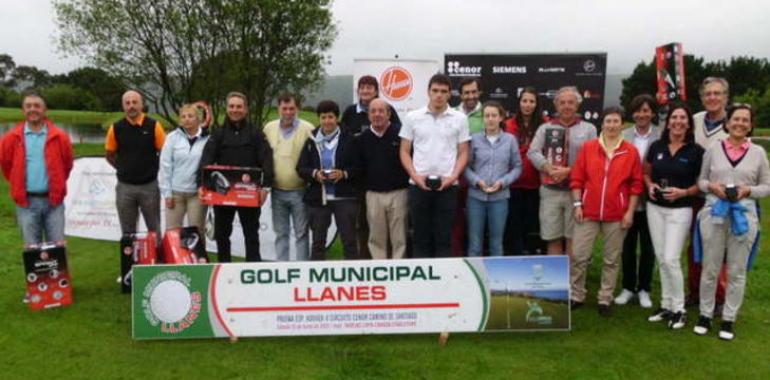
[464,132,522,201]
[698,141,770,202]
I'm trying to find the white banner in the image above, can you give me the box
[132,256,571,339]
[64,157,334,260]
[352,58,440,121]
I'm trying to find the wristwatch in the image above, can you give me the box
[572,201,583,208]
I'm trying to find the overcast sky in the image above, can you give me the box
[2,0,769,76]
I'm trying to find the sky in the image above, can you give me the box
[2,0,769,76]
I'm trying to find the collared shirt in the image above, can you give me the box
[400,106,471,180]
[723,139,751,163]
[454,103,484,134]
[104,113,166,152]
[279,119,300,139]
[370,124,388,138]
[24,123,49,193]
[632,125,655,161]
[184,127,202,147]
[356,102,367,114]
[704,114,726,134]
[599,133,623,157]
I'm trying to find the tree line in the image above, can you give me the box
[621,55,770,128]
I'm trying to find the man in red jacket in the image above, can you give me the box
[0,93,74,245]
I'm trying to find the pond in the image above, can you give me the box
[0,122,106,144]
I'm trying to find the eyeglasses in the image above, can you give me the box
[730,102,752,109]
[702,91,726,97]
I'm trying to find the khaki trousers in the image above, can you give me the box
[366,189,408,260]
[571,220,627,304]
[165,191,206,233]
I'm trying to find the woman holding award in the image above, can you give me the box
[644,103,704,329]
[694,104,770,340]
[464,101,522,257]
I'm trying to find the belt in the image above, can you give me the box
[27,192,49,198]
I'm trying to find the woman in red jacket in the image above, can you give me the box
[569,107,644,316]
[503,87,546,255]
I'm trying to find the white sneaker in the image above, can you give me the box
[614,289,635,305]
[638,290,653,308]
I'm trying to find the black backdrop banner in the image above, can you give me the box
[445,53,607,125]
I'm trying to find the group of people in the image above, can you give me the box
[1,73,767,342]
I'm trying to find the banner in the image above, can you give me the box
[444,53,607,125]
[132,256,570,340]
[655,42,686,105]
[64,157,334,260]
[353,58,440,121]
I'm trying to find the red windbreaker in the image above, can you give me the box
[570,139,643,221]
[1,119,74,207]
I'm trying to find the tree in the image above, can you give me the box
[62,67,124,111]
[620,55,708,113]
[0,53,15,87]
[12,65,52,90]
[54,0,337,126]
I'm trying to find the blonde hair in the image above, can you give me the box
[179,104,202,120]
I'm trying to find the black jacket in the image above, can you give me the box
[296,128,360,206]
[199,119,274,187]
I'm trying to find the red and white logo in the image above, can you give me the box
[380,66,413,101]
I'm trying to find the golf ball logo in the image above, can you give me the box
[142,271,202,334]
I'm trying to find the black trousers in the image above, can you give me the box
[504,187,544,255]
[213,205,261,262]
[307,199,359,261]
[409,185,457,258]
[621,210,654,292]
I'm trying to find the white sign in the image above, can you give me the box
[352,58,440,121]
[132,256,571,339]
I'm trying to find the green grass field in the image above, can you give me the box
[1,145,770,379]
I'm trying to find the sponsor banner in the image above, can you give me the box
[444,53,607,124]
[132,256,570,340]
[353,58,440,121]
[64,157,334,260]
[655,42,686,105]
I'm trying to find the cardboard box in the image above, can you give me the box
[23,243,73,311]
[200,165,264,207]
[120,232,158,293]
[162,227,208,264]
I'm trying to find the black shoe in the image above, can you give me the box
[570,300,584,310]
[648,308,672,322]
[668,311,687,329]
[719,321,735,340]
[598,304,611,317]
[693,315,712,335]
[685,296,699,308]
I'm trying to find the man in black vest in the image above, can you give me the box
[199,92,274,262]
[105,90,166,235]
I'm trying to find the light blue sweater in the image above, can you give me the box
[464,131,522,202]
[158,127,209,198]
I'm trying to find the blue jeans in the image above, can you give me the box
[16,197,65,245]
[466,197,508,257]
[272,189,309,261]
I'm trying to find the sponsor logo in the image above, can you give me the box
[525,300,553,325]
[489,87,509,99]
[538,67,566,73]
[380,66,413,102]
[446,61,482,77]
[583,59,597,73]
[492,65,527,74]
[142,271,202,334]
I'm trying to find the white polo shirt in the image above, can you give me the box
[399,106,471,179]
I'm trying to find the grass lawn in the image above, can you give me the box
[1,145,769,379]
